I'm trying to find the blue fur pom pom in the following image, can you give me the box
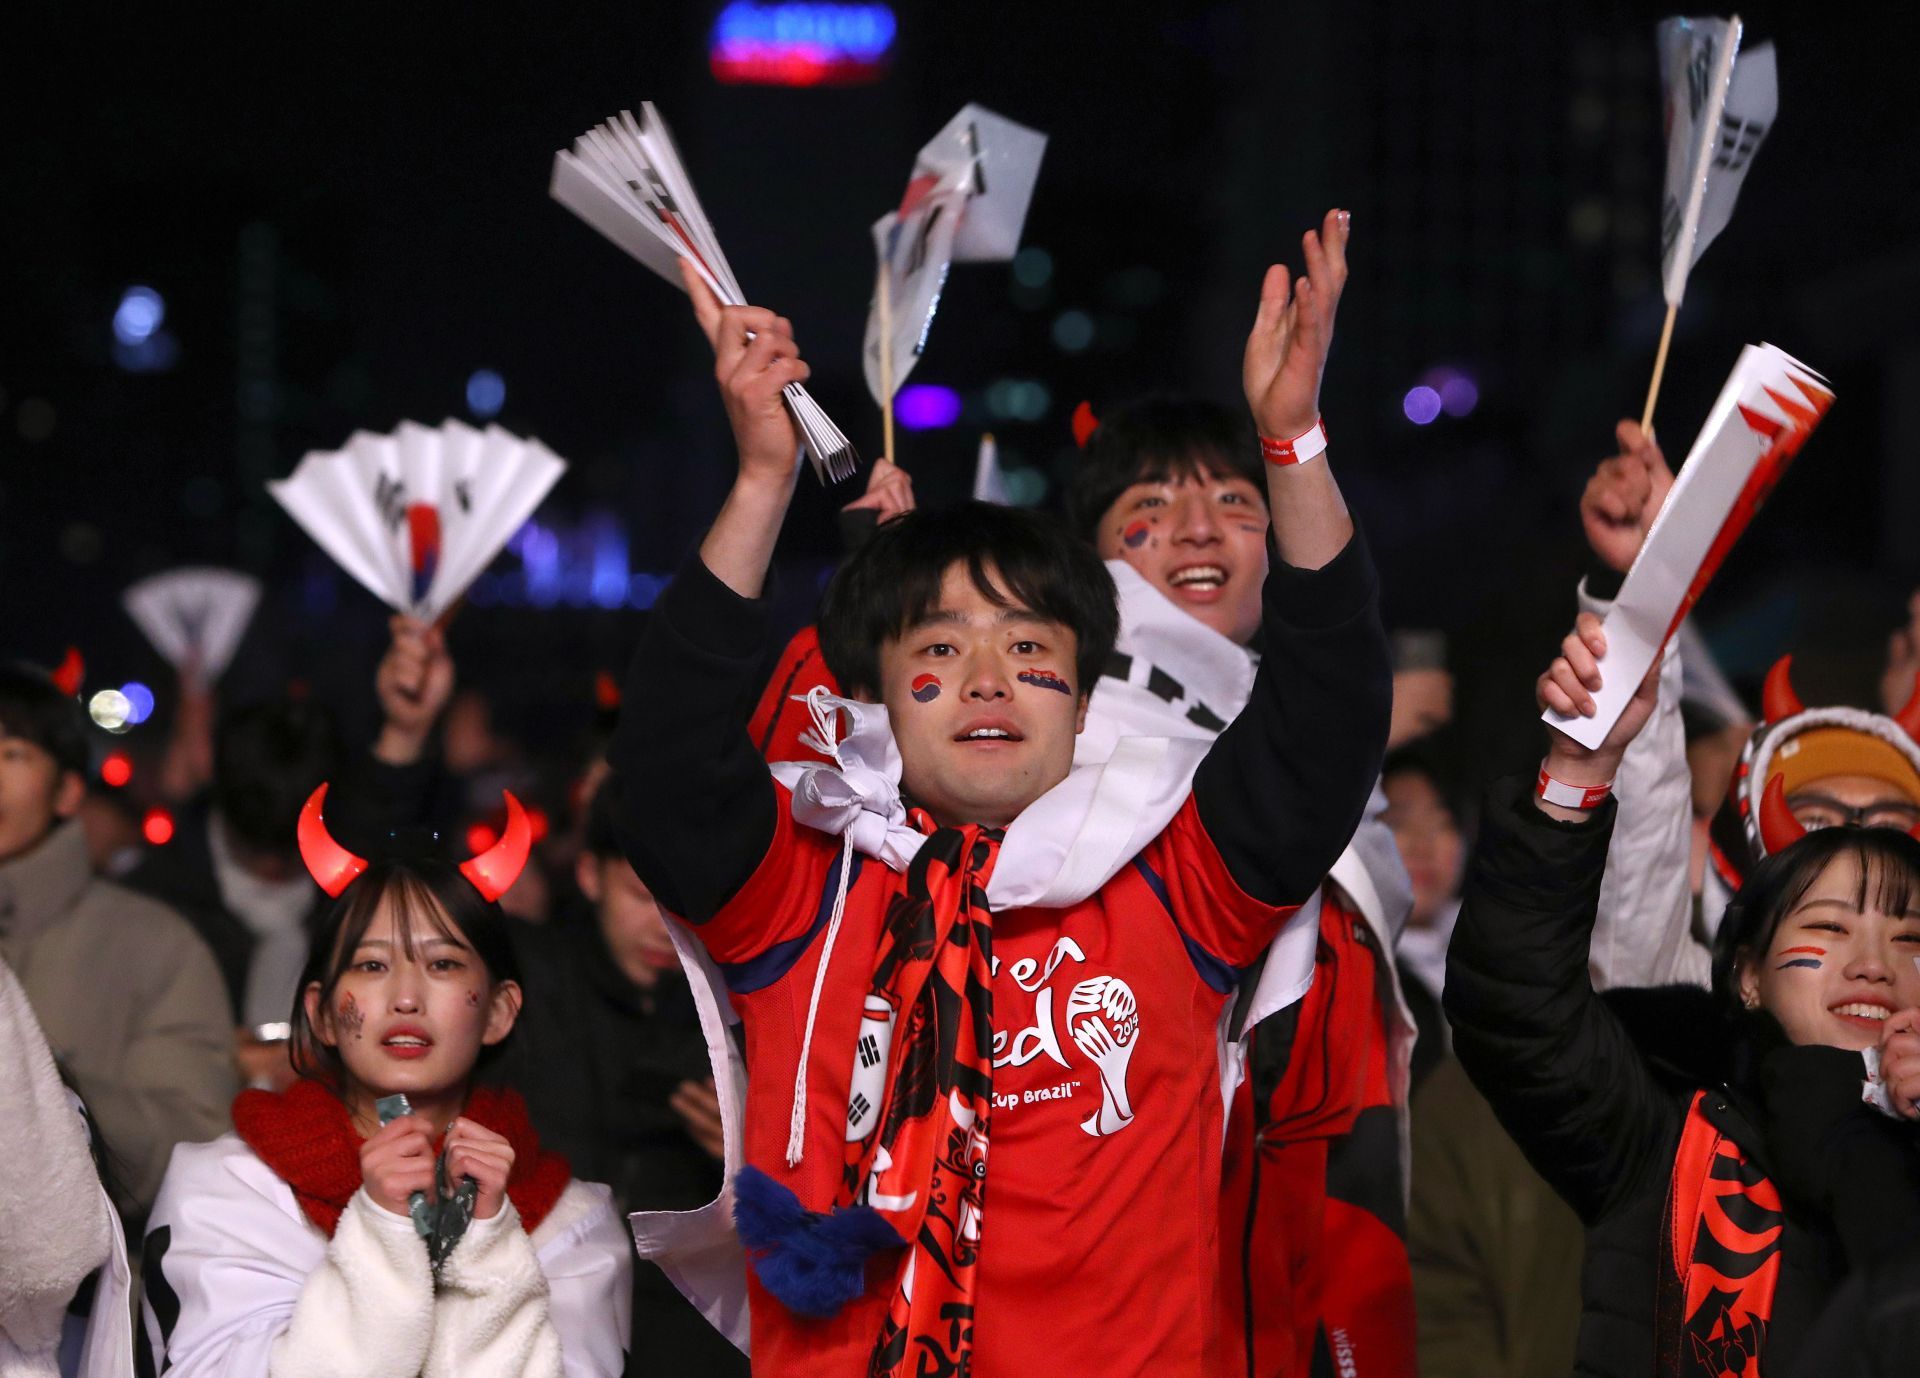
[733,1165,905,1317]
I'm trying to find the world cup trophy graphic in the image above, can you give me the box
[1064,975,1139,1136]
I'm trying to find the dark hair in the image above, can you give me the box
[289,860,524,1085]
[817,502,1119,699]
[214,700,340,856]
[1063,395,1264,542]
[1711,826,1920,1017]
[0,662,88,777]
[582,781,623,861]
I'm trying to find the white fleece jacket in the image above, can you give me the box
[0,958,120,1378]
[140,1135,631,1378]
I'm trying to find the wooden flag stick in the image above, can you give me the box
[878,268,896,467]
[1641,302,1678,434]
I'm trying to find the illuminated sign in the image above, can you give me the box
[709,2,896,87]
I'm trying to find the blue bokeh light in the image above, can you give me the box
[466,368,506,420]
[121,682,155,725]
[114,286,165,346]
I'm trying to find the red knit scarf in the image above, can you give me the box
[232,1079,571,1237]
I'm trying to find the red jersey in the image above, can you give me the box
[709,784,1290,1376]
[1219,889,1415,1378]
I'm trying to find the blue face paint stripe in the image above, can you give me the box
[1776,958,1822,970]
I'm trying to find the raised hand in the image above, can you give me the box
[359,1113,438,1218]
[374,614,455,765]
[680,258,809,489]
[442,1116,516,1222]
[1243,208,1350,443]
[1580,420,1675,575]
[1880,1008,1920,1120]
[842,456,916,525]
[1535,612,1664,817]
[670,1077,726,1161]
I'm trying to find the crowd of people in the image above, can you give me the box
[4,202,1920,1378]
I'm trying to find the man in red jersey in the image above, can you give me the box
[605,211,1387,1377]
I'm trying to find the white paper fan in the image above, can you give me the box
[268,419,566,622]
[122,567,262,680]
[549,103,857,484]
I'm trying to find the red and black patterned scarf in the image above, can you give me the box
[848,819,999,1377]
[1656,1090,1784,1378]
[233,1078,572,1237]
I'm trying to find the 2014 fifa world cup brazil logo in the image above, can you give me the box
[1063,975,1139,1137]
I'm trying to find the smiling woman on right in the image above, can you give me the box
[1444,620,1920,1378]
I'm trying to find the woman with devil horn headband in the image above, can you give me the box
[137,786,632,1378]
[1443,608,1920,1378]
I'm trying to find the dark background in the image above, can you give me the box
[5,0,1917,791]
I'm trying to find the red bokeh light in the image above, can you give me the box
[143,808,175,846]
[466,823,498,855]
[101,752,133,788]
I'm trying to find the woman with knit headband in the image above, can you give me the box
[137,787,632,1377]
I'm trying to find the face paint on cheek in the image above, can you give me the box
[1121,520,1152,550]
[337,992,365,1041]
[911,674,942,704]
[1776,945,1826,971]
[1017,669,1073,696]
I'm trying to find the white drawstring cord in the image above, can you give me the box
[787,685,854,1168]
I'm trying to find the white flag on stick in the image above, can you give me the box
[549,105,857,483]
[863,104,1047,409]
[269,419,566,623]
[123,567,261,681]
[1658,16,1777,308]
[1547,343,1832,749]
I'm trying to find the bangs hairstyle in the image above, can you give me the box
[817,502,1118,700]
[1711,825,1920,1016]
[1064,395,1264,542]
[0,662,88,776]
[289,860,524,1084]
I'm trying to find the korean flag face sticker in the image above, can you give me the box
[911,673,942,703]
[1017,669,1072,696]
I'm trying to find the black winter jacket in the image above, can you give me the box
[1445,776,1920,1378]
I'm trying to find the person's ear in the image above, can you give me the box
[574,851,603,905]
[1735,950,1764,1012]
[53,770,86,820]
[1074,692,1091,735]
[481,980,523,1046]
[303,982,337,1048]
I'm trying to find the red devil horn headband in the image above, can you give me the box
[1761,655,1805,724]
[1071,400,1099,449]
[1756,774,1808,857]
[298,784,371,898]
[298,783,532,903]
[460,792,532,903]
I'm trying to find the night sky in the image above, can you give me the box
[6,1,1917,782]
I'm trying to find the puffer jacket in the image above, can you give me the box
[1445,776,1920,1378]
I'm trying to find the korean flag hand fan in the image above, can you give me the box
[269,419,566,622]
[549,103,858,483]
[122,567,262,682]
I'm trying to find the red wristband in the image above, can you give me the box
[1259,418,1328,466]
[1537,761,1612,809]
